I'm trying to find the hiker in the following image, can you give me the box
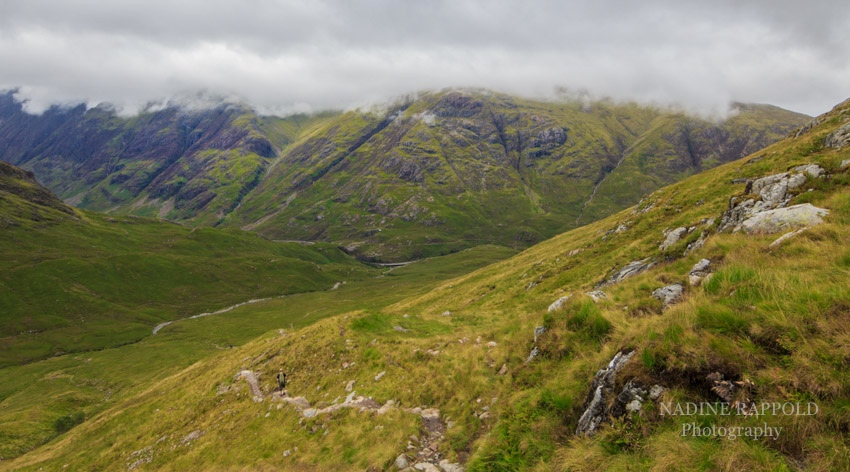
[277,369,287,391]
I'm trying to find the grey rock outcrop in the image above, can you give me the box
[586,290,608,302]
[575,350,634,435]
[688,259,712,286]
[610,380,648,417]
[739,204,828,234]
[794,164,826,178]
[719,165,826,232]
[534,326,546,343]
[525,346,540,364]
[660,227,688,251]
[547,295,571,312]
[652,284,683,307]
[824,123,850,149]
[576,351,668,436]
[600,258,654,287]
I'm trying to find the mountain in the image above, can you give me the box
[0,160,378,367]
[0,91,340,226]
[3,97,848,471]
[0,90,810,261]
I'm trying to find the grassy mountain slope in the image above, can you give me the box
[0,161,377,367]
[0,90,808,262]
[228,91,808,261]
[0,91,338,225]
[5,97,846,471]
[0,244,515,461]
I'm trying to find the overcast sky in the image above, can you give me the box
[0,0,847,116]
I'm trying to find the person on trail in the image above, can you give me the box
[277,369,287,392]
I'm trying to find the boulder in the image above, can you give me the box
[547,296,571,312]
[749,172,800,207]
[602,258,654,286]
[688,259,711,286]
[395,454,410,469]
[586,290,608,302]
[739,204,828,234]
[824,123,850,149]
[652,284,683,307]
[793,164,826,178]
[690,258,711,274]
[660,227,688,250]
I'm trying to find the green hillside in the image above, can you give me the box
[4,97,847,471]
[0,160,377,367]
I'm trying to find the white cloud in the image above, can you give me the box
[0,0,847,116]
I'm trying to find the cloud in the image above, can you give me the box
[0,0,847,116]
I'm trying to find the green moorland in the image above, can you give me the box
[0,244,515,462]
[5,98,848,471]
[0,160,383,367]
[0,164,517,461]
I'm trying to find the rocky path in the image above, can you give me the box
[235,370,463,471]
[236,370,265,402]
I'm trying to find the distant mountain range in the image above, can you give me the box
[0,89,809,260]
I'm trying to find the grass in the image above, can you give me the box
[0,208,377,367]
[0,242,515,461]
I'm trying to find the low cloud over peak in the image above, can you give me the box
[1,0,847,116]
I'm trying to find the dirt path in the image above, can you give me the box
[152,296,285,335]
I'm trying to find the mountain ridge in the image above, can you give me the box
[0,89,809,261]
